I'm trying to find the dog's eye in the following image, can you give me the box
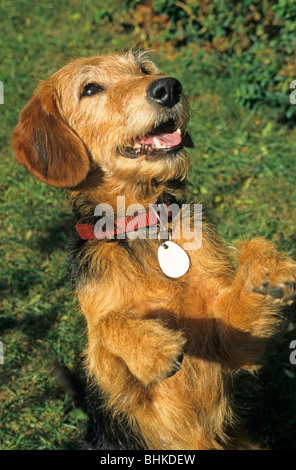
[81,83,104,98]
[140,66,150,75]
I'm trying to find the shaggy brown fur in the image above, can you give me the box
[13,48,296,450]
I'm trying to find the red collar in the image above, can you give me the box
[76,204,171,240]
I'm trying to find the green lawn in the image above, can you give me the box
[1,0,296,450]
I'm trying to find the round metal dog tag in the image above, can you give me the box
[158,241,190,278]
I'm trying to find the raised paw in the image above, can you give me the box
[237,237,296,306]
[126,323,186,386]
[253,280,296,305]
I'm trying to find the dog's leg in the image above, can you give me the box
[82,311,193,449]
[85,320,224,450]
[209,237,296,368]
[86,312,186,387]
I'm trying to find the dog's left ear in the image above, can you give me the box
[12,81,90,188]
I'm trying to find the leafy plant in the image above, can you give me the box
[124,0,296,123]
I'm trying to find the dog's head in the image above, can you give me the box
[13,49,190,188]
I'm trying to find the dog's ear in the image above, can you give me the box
[12,81,90,188]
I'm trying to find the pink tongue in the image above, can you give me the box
[137,131,181,148]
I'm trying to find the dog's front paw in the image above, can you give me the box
[126,324,186,386]
[253,279,296,305]
[237,238,296,306]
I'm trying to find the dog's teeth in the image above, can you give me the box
[133,143,141,149]
[176,128,181,134]
[153,137,162,149]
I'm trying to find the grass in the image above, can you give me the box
[1,0,296,450]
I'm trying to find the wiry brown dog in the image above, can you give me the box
[13,48,296,450]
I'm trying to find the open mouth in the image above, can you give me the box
[119,119,184,159]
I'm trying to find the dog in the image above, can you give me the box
[13,48,296,450]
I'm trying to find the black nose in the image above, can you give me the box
[147,77,182,108]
